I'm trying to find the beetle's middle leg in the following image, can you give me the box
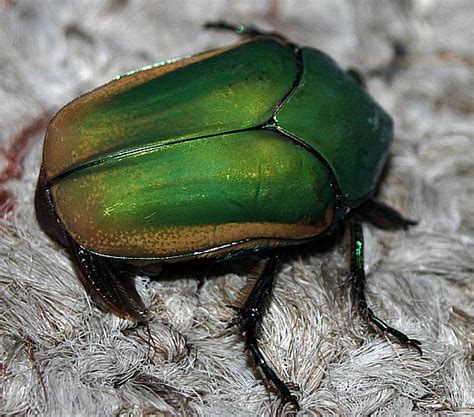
[204,21,288,43]
[230,254,299,409]
[349,219,422,354]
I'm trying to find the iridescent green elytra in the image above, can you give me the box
[35,25,415,408]
[35,32,393,319]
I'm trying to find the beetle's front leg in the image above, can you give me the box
[231,254,300,409]
[349,219,422,354]
[355,199,417,230]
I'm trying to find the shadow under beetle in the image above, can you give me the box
[35,22,422,409]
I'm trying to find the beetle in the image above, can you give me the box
[35,22,421,408]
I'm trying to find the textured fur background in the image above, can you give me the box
[1,1,472,415]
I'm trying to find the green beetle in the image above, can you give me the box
[35,23,421,408]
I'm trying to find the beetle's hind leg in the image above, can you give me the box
[66,234,148,322]
[204,21,288,42]
[230,254,300,409]
[36,167,148,322]
[349,219,422,354]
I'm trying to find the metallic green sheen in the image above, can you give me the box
[44,37,395,259]
[52,131,334,256]
[57,39,297,177]
[275,48,393,202]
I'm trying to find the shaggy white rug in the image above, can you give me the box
[1,1,472,415]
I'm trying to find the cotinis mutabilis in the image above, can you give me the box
[35,23,421,408]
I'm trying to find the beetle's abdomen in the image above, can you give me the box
[275,48,394,203]
[50,131,334,258]
[44,39,298,180]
